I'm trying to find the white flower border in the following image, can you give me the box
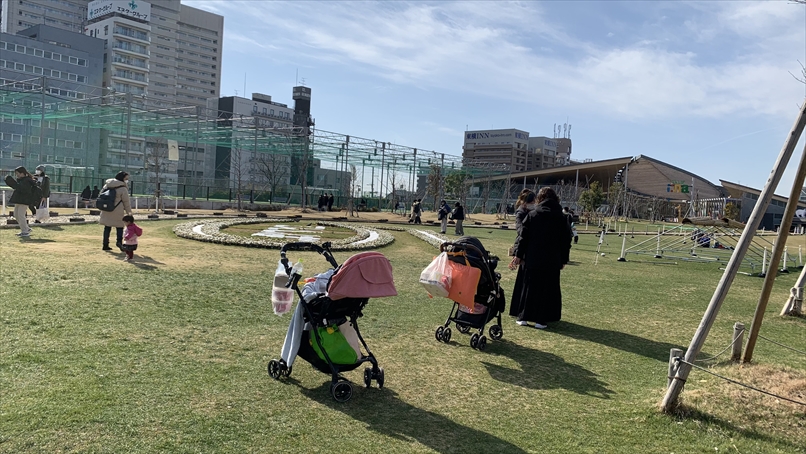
[173,218,394,250]
[408,229,450,249]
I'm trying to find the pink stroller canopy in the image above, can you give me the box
[327,252,397,300]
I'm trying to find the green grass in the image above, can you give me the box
[0,221,804,453]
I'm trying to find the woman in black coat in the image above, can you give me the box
[509,187,571,329]
[508,189,536,319]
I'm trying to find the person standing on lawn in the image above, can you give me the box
[508,187,571,329]
[508,189,537,320]
[437,200,451,234]
[5,166,37,237]
[451,201,465,235]
[33,165,50,223]
[99,171,133,251]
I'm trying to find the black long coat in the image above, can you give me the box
[509,199,572,324]
[513,199,571,270]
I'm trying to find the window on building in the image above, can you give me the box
[262,107,267,114]
[104,25,108,36]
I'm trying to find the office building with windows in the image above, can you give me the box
[3,0,223,110]
[0,24,104,175]
[205,93,296,192]
[462,129,530,172]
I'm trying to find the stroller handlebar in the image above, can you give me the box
[279,241,338,274]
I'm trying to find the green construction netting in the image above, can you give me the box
[0,80,508,178]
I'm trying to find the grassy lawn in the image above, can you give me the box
[1,219,804,453]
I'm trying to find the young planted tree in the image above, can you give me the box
[724,202,740,221]
[444,170,472,203]
[607,182,625,219]
[578,181,606,225]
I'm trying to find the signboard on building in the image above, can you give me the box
[88,0,151,22]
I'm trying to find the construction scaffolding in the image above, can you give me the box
[0,76,510,209]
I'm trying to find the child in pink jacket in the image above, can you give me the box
[121,215,143,261]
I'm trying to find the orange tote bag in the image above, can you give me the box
[446,259,481,308]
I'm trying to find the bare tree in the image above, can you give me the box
[254,147,289,204]
[229,141,247,211]
[425,163,442,211]
[145,137,169,211]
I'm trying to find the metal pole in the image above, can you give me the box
[378,142,386,208]
[125,92,132,175]
[192,106,200,200]
[344,136,350,204]
[661,97,806,412]
[39,77,46,157]
[743,139,806,362]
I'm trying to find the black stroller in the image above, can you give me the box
[434,236,505,351]
[267,242,397,402]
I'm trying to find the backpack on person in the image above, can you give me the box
[95,187,120,212]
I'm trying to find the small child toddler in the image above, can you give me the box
[121,215,143,261]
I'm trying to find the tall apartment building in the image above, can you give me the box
[462,129,530,172]
[2,0,223,109]
[0,25,104,176]
[1,0,89,35]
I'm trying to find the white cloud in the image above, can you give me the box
[211,1,806,121]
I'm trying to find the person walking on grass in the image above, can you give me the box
[509,187,571,329]
[437,200,451,234]
[451,201,465,235]
[5,166,37,237]
[121,215,143,261]
[32,165,50,224]
[99,171,132,251]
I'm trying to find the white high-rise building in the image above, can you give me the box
[2,0,223,110]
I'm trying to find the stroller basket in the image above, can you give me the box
[267,241,396,402]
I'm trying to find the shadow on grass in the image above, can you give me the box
[669,406,804,452]
[481,340,614,398]
[126,255,164,271]
[551,321,684,362]
[39,225,64,231]
[301,385,528,453]
[20,237,56,243]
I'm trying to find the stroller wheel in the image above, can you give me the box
[477,336,488,351]
[267,359,281,379]
[456,324,471,334]
[376,367,385,389]
[331,381,353,403]
[489,325,503,340]
[442,327,452,343]
[470,333,479,349]
[435,326,445,342]
[364,367,373,388]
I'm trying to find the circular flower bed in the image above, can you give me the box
[173,218,394,250]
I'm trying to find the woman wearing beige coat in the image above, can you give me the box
[99,171,133,251]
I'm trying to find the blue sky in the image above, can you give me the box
[186,0,806,194]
